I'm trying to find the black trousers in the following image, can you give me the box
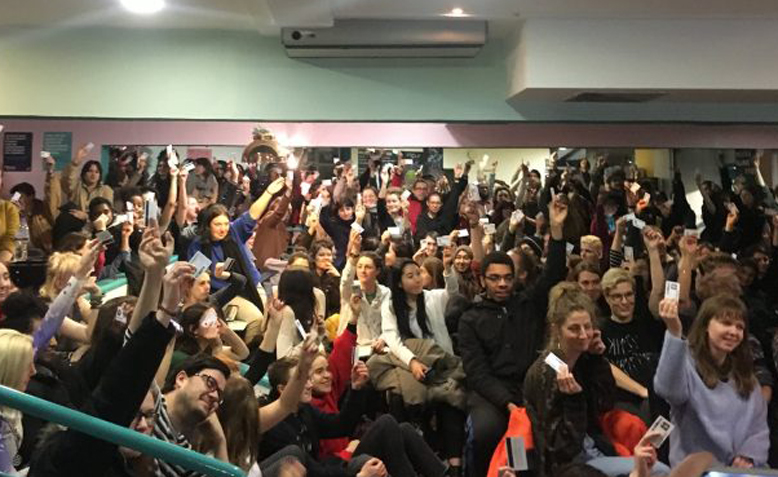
[467,392,508,477]
[354,414,447,477]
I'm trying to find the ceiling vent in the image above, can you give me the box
[282,20,487,58]
[566,92,667,103]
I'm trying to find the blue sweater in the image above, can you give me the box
[654,331,769,466]
[187,212,261,290]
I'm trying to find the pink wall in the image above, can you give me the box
[4,118,778,194]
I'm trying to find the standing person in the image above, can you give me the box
[414,163,467,246]
[61,143,114,212]
[188,177,286,326]
[10,182,54,255]
[458,194,568,477]
[252,176,292,271]
[655,294,769,468]
[186,158,219,207]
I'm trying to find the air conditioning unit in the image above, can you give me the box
[282,20,487,58]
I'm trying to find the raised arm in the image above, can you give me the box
[653,298,690,406]
[250,177,286,220]
[158,166,179,232]
[127,221,177,334]
[643,228,666,318]
[33,239,102,354]
[175,167,190,228]
[677,235,697,313]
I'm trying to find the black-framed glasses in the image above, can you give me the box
[195,373,224,404]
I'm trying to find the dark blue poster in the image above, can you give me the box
[2,132,33,172]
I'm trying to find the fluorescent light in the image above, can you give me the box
[120,0,165,14]
[444,7,469,17]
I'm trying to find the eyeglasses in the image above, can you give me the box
[484,274,514,284]
[195,373,224,404]
[135,409,156,425]
[608,291,635,302]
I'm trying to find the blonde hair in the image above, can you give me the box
[41,252,81,299]
[580,235,603,255]
[546,282,596,350]
[0,329,34,390]
[601,267,635,297]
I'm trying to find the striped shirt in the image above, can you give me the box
[152,396,206,477]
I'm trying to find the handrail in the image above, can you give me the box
[0,385,245,477]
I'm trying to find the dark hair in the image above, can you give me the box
[278,269,316,331]
[0,292,49,334]
[358,251,383,271]
[91,296,137,346]
[88,197,114,222]
[688,294,755,398]
[10,182,35,197]
[55,232,90,253]
[177,303,223,356]
[268,356,298,401]
[336,198,355,211]
[287,251,312,269]
[120,186,143,205]
[162,353,232,393]
[421,257,444,289]
[80,160,103,184]
[480,251,515,277]
[361,236,381,252]
[310,240,334,265]
[198,204,230,243]
[568,260,601,282]
[194,157,215,178]
[391,240,414,260]
[390,259,431,339]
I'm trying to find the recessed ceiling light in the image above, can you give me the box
[120,0,165,14]
[444,7,469,17]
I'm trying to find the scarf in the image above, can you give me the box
[201,236,264,314]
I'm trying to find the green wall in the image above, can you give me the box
[0,27,516,121]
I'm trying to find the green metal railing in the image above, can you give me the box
[0,385,244,477]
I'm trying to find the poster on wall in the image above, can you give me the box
[2,132,33,172]
[42,132,73,171]
[186,148,212,160]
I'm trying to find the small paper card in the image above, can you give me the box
[182,162,196,173]
[352,280,362,297]
[632,218,646,230]
[645,416,674,448]
[622,213,636,223]
[401,190,412,200]
[351,222,365,234]
[10,192,21,204]
[483,223,497,235]
[40,151,52,159]
[189,251,212,278]
[322,179,333,187]
[566,242,575,255]
[403,159,414,165]
[436,236,451,247]
[624,246,635,262]
[630,181,642,194]
[144,196,158,226]
[388,226,402,238]
[544,352,566,373]
[512,209,524,222]
[505,436,529,471]
[111,214,128,228]
[665,281,680,300]
[684,228,699,236]
[458,229,470,238]
[96,230,114,245]
[300,182,312,196]
[85,142,95,152]
[114,306,127,324]
[294,319,307,339]
[480,218,489,225]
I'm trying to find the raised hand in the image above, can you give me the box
[73,143,92,165]
[588,329,606,355]
[161,262,196,313]
[642,227,664,252]
[548,194,568,239]
[266,177,286,195]
[138,222,174,273]
[75,239,103,280]
[679,235,698,258]
[454,162,465,179]
[355,204,366,223]
[556,365,582,395]
[658,297,682,338]
[629,431,660,477]
[351,360,370,390]
[442,243,454,270]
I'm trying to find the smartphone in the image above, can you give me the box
[223,257,235,272]
[352,280,362,298]
[96,230,114,246]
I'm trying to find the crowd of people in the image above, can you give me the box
[0,141,776,477]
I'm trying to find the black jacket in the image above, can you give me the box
[414,176,467,245]
[458,239,567,410]
[259,388,367,477]
[29,313,175,477]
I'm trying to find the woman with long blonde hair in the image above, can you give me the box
[0,329,35,474]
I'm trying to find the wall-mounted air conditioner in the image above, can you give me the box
[282,20,487,58]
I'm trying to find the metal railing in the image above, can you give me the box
[0,385,244,477]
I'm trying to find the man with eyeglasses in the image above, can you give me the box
[154,355,232,477]
[458,195,569,477]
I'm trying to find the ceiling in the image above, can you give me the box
[3,0,778,37]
